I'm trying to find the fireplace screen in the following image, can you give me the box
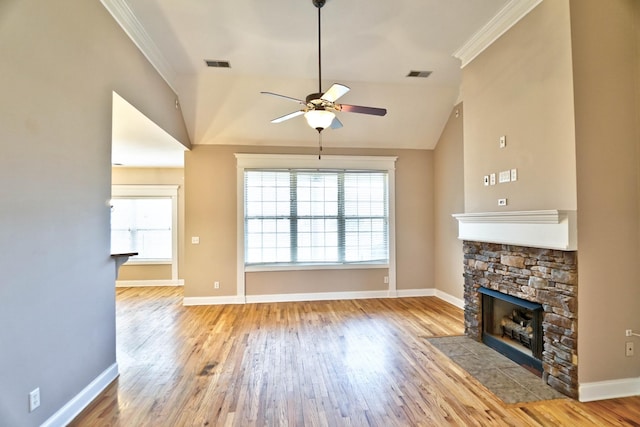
[479,287,543,373]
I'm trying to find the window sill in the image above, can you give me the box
[123,259,172,266]
[245,263,389,273]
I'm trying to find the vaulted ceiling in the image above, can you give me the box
[107,0,541,166]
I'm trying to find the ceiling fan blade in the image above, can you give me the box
[271,110,305,123]
[330,117,343,129]
[261,91,305,105]
[337,103,387,116]
[321,84,350,102]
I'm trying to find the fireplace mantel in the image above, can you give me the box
[452,210,577,250]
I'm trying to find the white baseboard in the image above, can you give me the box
[435,290,465,309]
[116,279,184,287]
[183,295,246,306]
[579,377,640,402]
[396,288,464,309]
[246,290,389,304]
[397,289,436,298]
[41,363,119,427]
[182,288,464,307]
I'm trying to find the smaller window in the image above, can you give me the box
[111,198,173,261]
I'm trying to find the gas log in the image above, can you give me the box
[501,309,534,349]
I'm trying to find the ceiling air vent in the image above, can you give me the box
[407,70,432,78]
[205,60,231,68]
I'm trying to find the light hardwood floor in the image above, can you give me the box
[70,287,640,426]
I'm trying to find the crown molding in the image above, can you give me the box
[100,0,178,93]
[453,0,543,68]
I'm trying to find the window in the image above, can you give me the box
[110,185,179,276]
[244,168,389,267]
[235,154,397,297]
[111,198,173,261]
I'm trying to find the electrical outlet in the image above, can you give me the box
[498,198,507,206]
[490,173,496,186]
[499,135,506,148]
[626,329,633,337]
[29,388,40,412]
[626,342,634,357]
[384,276,389,284]
[214,281,220,289]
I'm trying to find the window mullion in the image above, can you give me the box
[338,172,345,263]
[290,172,297,263]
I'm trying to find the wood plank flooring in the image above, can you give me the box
[70,287,640,426]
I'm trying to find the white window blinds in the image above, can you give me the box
[244,169,389,266]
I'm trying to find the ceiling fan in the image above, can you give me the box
[261,0,387,134]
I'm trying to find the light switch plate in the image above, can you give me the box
[490,173,496,186]
[483,175,489,186]
[511,168,518,181]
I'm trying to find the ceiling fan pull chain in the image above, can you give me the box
[318,133,323,160]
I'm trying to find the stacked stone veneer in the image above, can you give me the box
[463,241,578,398]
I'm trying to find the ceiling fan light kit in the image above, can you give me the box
[261,0,387,134]
[304,109,335,132]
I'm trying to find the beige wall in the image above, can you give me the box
[184,145,433,298]
[461,0,577,213]
[570,0,640,384]
[112,167,186,281]
[434,104,465,300]
[246,269,387,295]
[116,264,173,281]
[461,0,640,389]
[0,0,189,424]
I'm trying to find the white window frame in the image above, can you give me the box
[111,185,179,281]
[235,154,397,299]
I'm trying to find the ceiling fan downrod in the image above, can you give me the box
[313,0,326,95]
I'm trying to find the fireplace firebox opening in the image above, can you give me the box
[479,287,543,374]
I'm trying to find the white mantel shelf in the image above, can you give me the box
[452,210,577,251]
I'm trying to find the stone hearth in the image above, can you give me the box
[463,241,578,398]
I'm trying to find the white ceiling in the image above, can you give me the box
[109,0,534,166]
[112,91,187,168]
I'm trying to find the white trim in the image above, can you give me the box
[236,164,247,303]
[395,289,464,309]
[245,263,388,273]
[111,184,179,198]
[235,154,398,303]
[579,377,640,402]
[123,259,172,265]
[453,0,543,68]
[182,288,463,306]
[452,210,578,250]
[397,289,436,298]
[41,363,119,427]
[183,295,246,306]
[388,164,397,297]
[246,290,389,304]
[235,153,398,170]
[111,185,180,280]
[435,290,465,309]
[99,0,178,93]
[116,279,184,287]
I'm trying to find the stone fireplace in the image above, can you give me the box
[453,210,579,398]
